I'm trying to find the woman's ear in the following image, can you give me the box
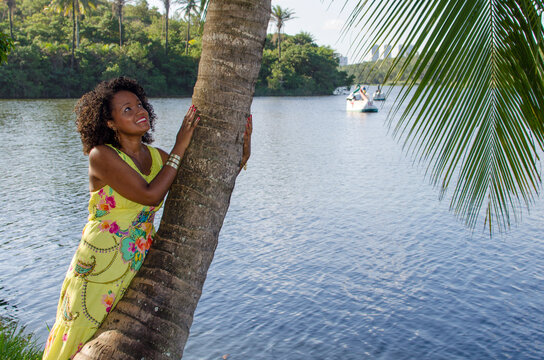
[107,120,116,131]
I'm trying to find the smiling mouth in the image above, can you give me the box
[136,118,147,124]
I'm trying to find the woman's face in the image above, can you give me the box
[108,90,150,136]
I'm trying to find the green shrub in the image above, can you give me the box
[0,320,42,360]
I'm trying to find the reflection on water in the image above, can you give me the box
[1,94,543,359]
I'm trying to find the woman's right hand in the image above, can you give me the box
[173,105,200,154]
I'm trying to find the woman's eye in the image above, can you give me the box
[124,107,131,112]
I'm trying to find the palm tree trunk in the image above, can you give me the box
[71,1,75,68]
[8,7,13,39]
[165,7,169,55]
[277,24,281,60]
[75,0,80,48]
[185,21,190,54]
[73,0,270,358]
[118,5,123,47]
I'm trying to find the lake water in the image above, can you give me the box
[1,93,543,359]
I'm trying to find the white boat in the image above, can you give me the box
[373,86,386,101]
[346,94,379,112]
[333,86,351,95]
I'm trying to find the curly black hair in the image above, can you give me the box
[75,77,156,154]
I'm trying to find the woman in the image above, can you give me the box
[43,77,251,359]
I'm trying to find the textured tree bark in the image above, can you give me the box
[74,0,270,359]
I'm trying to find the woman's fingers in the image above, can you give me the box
[183,105,199,128]
[245,114,253,136]
[192,116,201,128]
[185,105,195,120]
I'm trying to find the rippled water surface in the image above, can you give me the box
[1,94,543,359]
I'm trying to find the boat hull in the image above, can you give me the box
[346,99,379,113]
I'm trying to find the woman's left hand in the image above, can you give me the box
[240,115,252,171]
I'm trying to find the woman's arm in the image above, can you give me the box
[89,106,200,206]
[238,115,252,173]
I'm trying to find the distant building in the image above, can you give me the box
[338,56,348,66]
[398,43,415,57]
[371,45,379,61]
[381,44,393,59]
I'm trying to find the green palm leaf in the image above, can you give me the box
[345,0,544,232]
[47,0,98,16]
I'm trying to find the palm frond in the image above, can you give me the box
[345,0,544,232]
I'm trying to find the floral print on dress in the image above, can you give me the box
[132,207,155,226]
[62,294,79,321]
[95,188,116,218]
[120,228,151,271]
[43,329,55,356]
[118,208,156,271]
[73,256,96,278]
[101,290,115,313]
[98,220,120,234]
[44,146,164,360]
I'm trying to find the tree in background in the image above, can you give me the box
[112,0,129,46]
[74,0,271,358]
[161,0,208,55]
[76,0,99,47]
[47,0,98,67]
[270,4,294,60]
[0,0,346,98]
[4,0,15,38]
[257,32,352,95]
[195,0,208,33]
[0,30,13,63]
[160,0,172,55]
[177,0,199,54]
[346,0,544,232]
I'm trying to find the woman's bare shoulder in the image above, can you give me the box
[89,145,120,166]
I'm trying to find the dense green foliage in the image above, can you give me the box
[0,0,202,98]
[0,320,42,360]
[257,33,353,96]
[0,1,351,98]
[0,31,14,64]
[340,55,423,85]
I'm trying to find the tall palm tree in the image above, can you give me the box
[270,5,294,60]
[4,0,15,39]
[47,0,78,67]
[345,0,544,233]
[194,0,209,35]
[75,0,99,47]
[112,0,128,47]
[74,0,271,358]
[47,0,98,66]
[161,0,172,55]
[163,0,208,55]
[177,0,199,54]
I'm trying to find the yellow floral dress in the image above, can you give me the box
[43,144,163,360]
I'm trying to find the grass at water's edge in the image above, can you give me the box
[0,320,43,360]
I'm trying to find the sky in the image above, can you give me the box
[147,0,362,64]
